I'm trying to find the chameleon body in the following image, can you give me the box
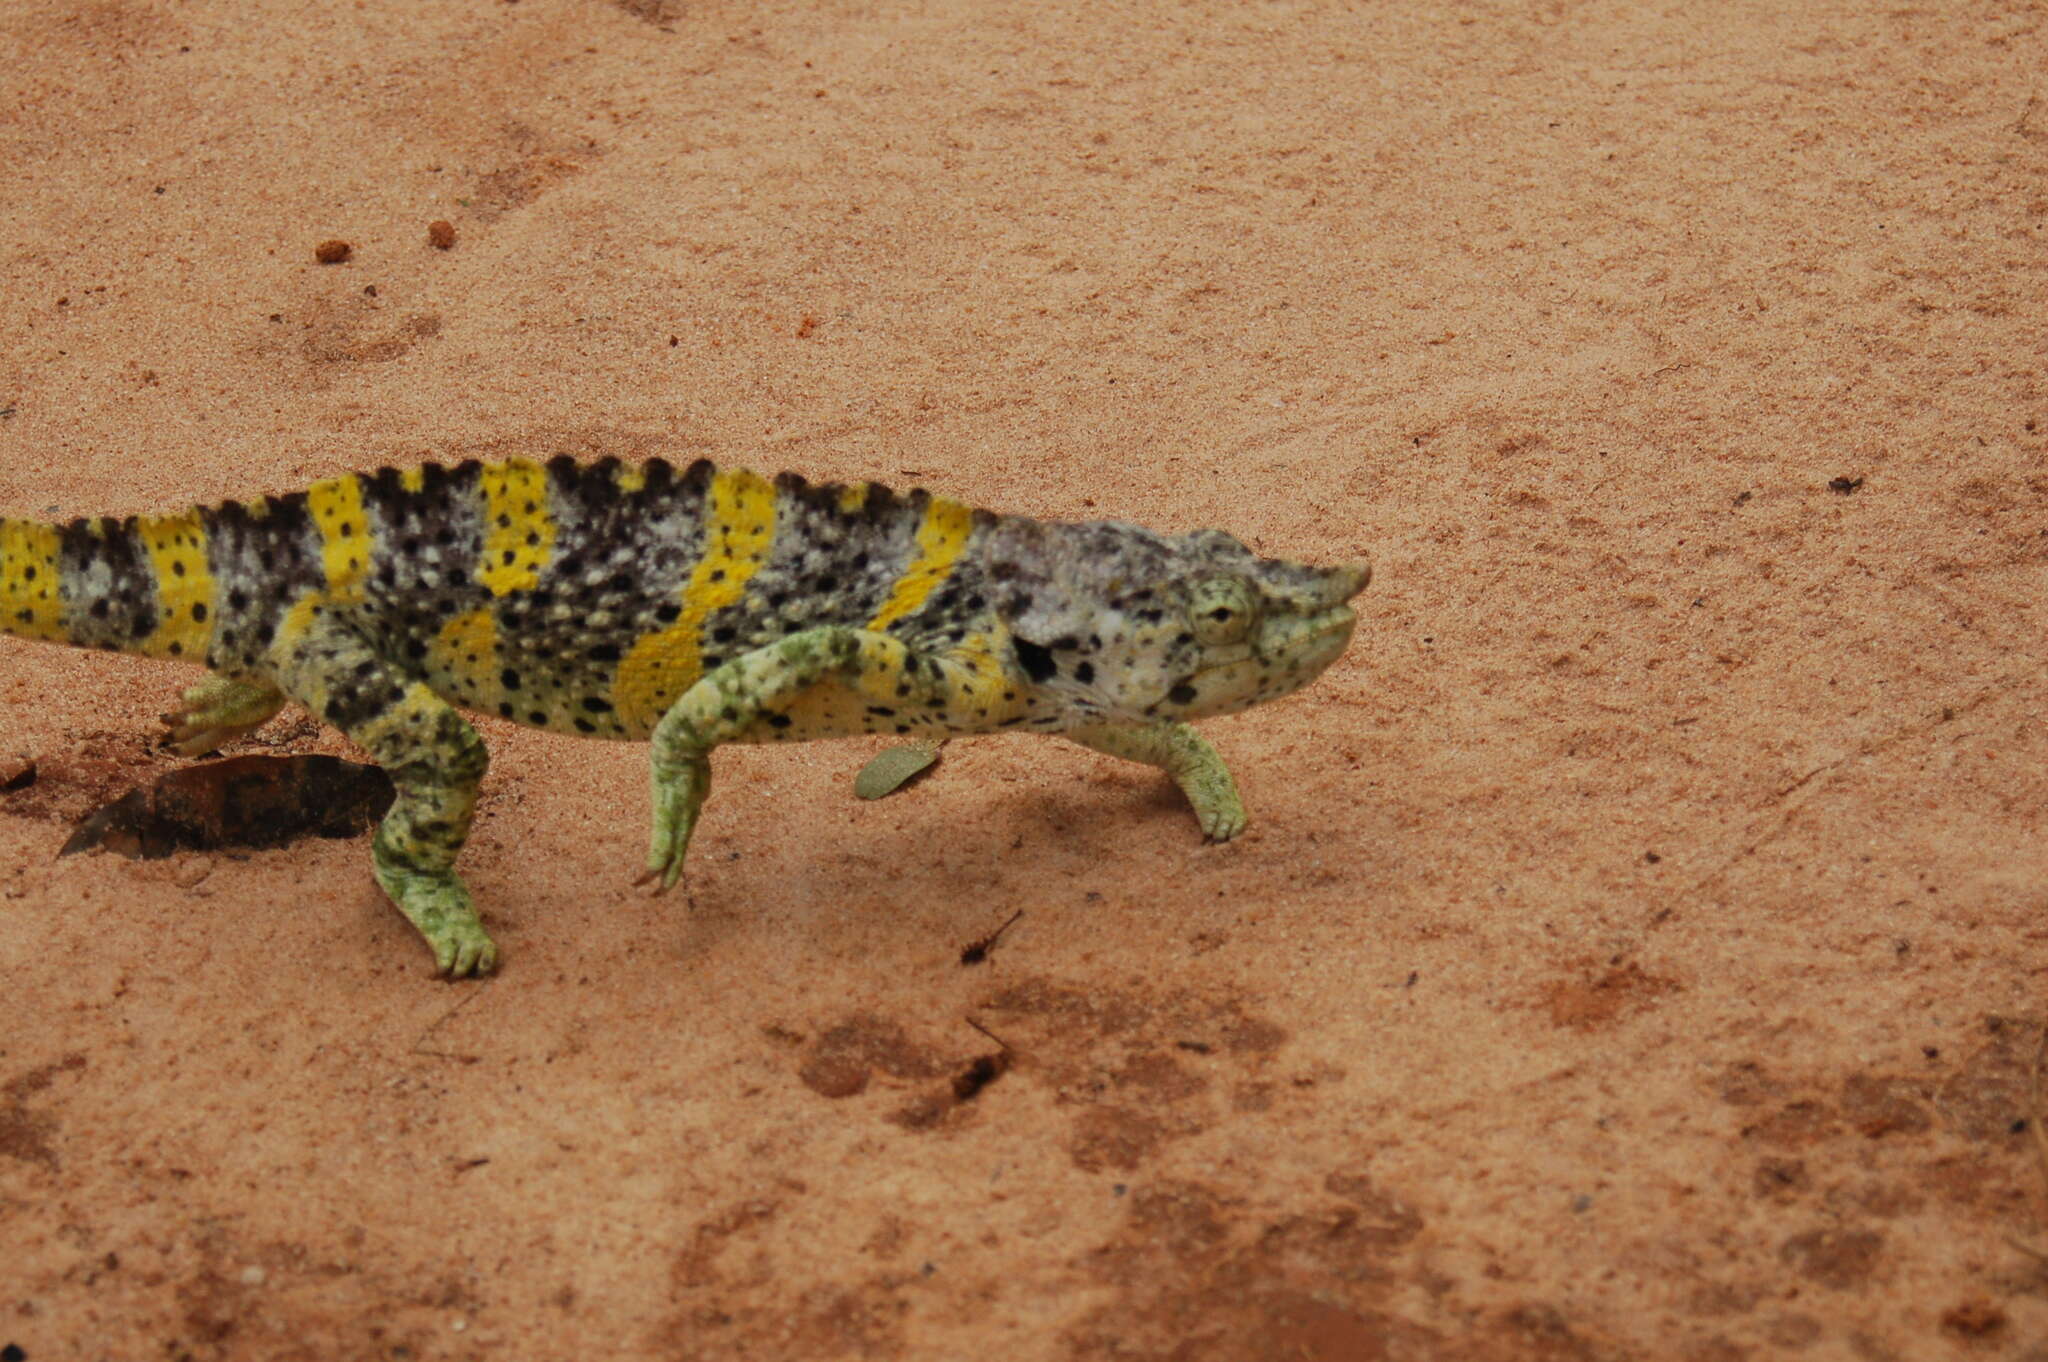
[1,457,1368,976]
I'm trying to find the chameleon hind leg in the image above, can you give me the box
[162,674,287,756]
[1065,722,1249,842]
[645,626,985,890]
[268,603,496,976]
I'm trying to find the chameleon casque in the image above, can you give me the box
[0,457,1368,976]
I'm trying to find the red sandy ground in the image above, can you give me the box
[3,2,2045,1358]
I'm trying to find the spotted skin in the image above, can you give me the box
[2,457,1369,977]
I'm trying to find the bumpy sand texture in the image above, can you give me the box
[3,2,2046,1358]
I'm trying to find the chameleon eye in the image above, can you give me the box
[1188,577,1256,646]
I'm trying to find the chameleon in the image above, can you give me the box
[1,456,1368,976]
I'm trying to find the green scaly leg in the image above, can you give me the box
[647,626,968,890]
[1065,721,1249,842]
[268,602,497,976]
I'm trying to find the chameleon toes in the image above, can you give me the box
[1197,799,1250,843]
[161,675,287,756]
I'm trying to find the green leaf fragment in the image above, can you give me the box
[855,738,945,800]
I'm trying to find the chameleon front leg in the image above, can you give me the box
[645,626,958,889]
[1065,721,1249,842]
[162,673,287,756]
[268,603,496,976]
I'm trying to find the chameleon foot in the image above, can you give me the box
[373,830,497,976]
[643,751,711,892]
[161,674,287,757]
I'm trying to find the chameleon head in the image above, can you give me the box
[983,519,1370,726]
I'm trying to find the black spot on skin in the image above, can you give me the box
[1048,635,1077,651]
[191,602,208,621]
[499,703,514,718]
[867,706,895,717]
[709,569,727,583]
[712,626,736,643]
[582,697,613,713]
[765,713,792,729]
[90,599,109,618]
[502,669,522,690]
[1074,661,1096,685]
[171,559,186,577]
[587,643,621,662]
[167,641,183,656]
[1168,682,1198,705]
[574,719,596,733]
[529,710,548,725]
[817,575,838,594]
[1013,638,1057,683]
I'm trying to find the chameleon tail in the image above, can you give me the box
[0,511,222,660]
[0,517,67,644]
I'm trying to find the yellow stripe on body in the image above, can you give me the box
[942,630,1017,719]
[731,491,994,742]
[613,469,778,734]
[136,511,215,658]
[307,475,372,604]
[272,592,324,658]
[431,607,501,697]
[0,519,65,643]
[867,496,974,631]
[477,461,557,597]
[764,627,1019,741]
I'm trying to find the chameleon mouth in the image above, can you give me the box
[1287,604,1357,668]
